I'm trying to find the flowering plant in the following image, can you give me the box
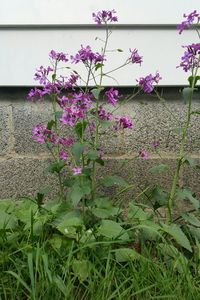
[26,9,200,269]
[29,9,161,205]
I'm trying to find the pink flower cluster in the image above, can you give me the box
[177,10,200,34]
[92,9,118,25]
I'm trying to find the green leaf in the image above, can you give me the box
[75,121,88,139]
[182,87,193,104]
[88,150,99,160]
[117,49,123,52]
[177,188,199,210]
[162,224,192,252]
[72,259,91,282]
[0,210,17,230]
[158,243,188,273]
[49,235,63,250]
[91,207,120,219]
[47,120,55,130]
[115,248,139,262]
[187,225,200,241]
[188,75,200,88]
[55,211,83,236]
[149,164,170,174]
[128,203,149,221]
[95,158,104,166]
[151,185,168,208]
[91,87,104,99]
[101,175,128,187]
[183,156,197,168]
[95,63,104,71]
[45,160,66,174]
[182,213,200,227]
[70,179,91,207]
[72,142,87,164]
[53,111,63,119]
[98,220,128,240]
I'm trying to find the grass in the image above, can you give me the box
[1,198,200,300]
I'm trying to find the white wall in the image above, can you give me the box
[0,0,199,86]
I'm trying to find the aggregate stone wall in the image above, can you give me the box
[0,88,200,199]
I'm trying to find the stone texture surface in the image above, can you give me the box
[0,104,12,155]
[13,100,53,154]
[99,100,200,155]
[0,157,58,199]
[0,88,200,199]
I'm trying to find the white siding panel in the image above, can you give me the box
[0,0,199,25]
[0,28,194,86]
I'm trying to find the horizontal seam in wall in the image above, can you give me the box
[0,24,196,30]
[0,152,200,161]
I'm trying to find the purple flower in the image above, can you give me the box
[34,66,53,85]
[72,167,82,175]
[27,88,45,100]
[32,124,50,144]
[118,116,133,129]
[177,10,200,34]
[59,149,68,160]
[129,49,143,65]
[59,137,75,147]
[92,10,118,25]
[139,150,148,160]
[178,43,200,72]
[98,106,113,121]
[137,72,162,93]
[49,50,68,62]
[71,45,105,64]
[152,140,160,149]
[105,88,119,106]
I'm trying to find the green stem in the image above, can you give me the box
[167,67,199,223]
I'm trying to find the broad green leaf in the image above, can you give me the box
[128,203,149,221]
[45,160,66,174]
[182,87,193,104]
[70,180,91,207]
[151,185,168,208]
[91,87,104,99]
[94,197,112,208]
[158,243,188,273]
[177,188,199,210]
[98,220,128,240]
[0,210,17,230]
[55,211,83,236]
[187,225,200,241]
[88,150,99,160]
[75,121,88,139]
[47,120,55,130]
[117,48,123,52]
[136,220,161,241]
[49,235,62,250]
[91,207,120,219]
[72,142,87,164]
[183,156,197,168]
[149,164,170,174]
[101,175,128,187]
[162,224,192,252]
[115,248,139,262]
[72,259,91,282]
[182,213,200,227]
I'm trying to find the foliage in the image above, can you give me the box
[1,8,200,299]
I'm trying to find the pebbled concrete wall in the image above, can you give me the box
[0,87,200,199]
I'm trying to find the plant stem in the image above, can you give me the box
[167,69,198,223]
